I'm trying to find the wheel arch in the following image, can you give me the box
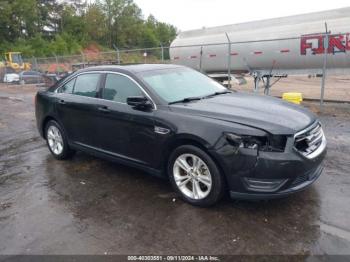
[41,116,58,139]
[163,134,228,187]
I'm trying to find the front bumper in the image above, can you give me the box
[210,131,327,200]
[229,164,324,200]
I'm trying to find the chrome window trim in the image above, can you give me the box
[293,121,327,159]
[55,70,157,110]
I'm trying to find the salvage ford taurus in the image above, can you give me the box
[35,64,326,206]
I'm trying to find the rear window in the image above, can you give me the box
[73,74,100,98]
[60,78,76,94]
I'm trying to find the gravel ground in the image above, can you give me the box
[233,75,350,102]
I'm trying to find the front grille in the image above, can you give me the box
[294,123,325,159]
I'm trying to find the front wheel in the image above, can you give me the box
[168,145,225,207]
[45,120,75,160]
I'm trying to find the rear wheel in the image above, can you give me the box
[45,120,75,160]
[168,145,225,207]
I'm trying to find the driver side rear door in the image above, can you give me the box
[55,72,104,148]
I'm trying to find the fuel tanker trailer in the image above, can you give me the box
[169,7,350,90]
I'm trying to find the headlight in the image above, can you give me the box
[226,133,286,152]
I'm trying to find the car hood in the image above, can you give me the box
[169,92,317,135]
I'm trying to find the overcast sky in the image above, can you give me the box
[130,0,349,31]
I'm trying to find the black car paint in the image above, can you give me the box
[35,64,326,199]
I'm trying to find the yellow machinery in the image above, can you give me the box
[2,52,31,72]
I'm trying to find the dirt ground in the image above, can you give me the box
[0,83,350,256]
[233,75,350,102]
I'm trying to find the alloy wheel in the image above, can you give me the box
[173,153,212,200]
[47,125,64,155]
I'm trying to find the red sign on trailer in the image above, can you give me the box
[301,33,350,55]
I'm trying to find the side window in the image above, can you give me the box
[103,74,143,103]
[73,74,100,98]
[59,78,76,94]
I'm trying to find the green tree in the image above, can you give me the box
[97,0,142,47]
[50,34,68,55]
[0,0,178,57]
[115,3,143,47]
[59,4,87,42]
[29,34,50,57]
[37,0,62,36]
[84,4,107,43]
[0,1,13,42]
[0,0,38,41]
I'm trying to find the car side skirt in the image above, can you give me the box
[69,142,164,178]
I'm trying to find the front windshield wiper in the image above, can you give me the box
[203,90,232,99]
[169,91,232,105]
[168,96,202,105]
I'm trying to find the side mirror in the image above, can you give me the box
[127,96,153,109]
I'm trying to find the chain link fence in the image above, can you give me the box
[0,48,168,87]
[1,33,349,103]
[23,47,170,75]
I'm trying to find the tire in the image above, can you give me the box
[168,145,225,207]
[45,120,75,160]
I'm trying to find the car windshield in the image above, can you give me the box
[138,68,227,104]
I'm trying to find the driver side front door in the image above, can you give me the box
[95,73,157,167]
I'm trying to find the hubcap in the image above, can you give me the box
[47,125,63,155]
[173,154,212,200]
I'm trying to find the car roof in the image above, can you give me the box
[77,64,185,74]
[21,71,38,74]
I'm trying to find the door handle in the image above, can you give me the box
[58,99,66,105]
[98,106,110,113]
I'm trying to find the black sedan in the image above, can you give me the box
[35,64,327,206]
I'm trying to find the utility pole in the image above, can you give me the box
[320,22,329,110]
[160,43,164,62]
[225,33,232,89]
[113,44,120,65]
[199,46,203,72]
